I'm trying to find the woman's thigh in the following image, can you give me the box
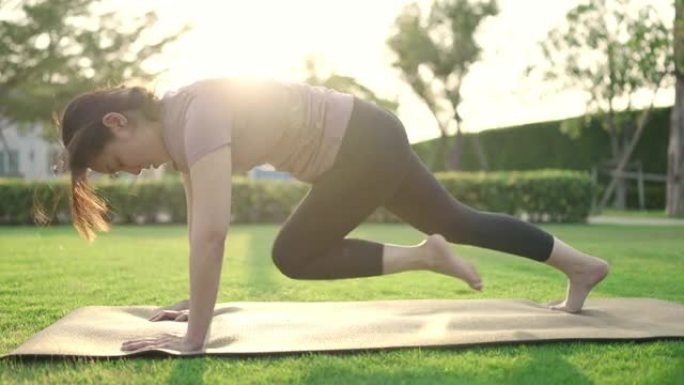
[273,98,413,257]
[381,150,480,240]
[273,163,397,258]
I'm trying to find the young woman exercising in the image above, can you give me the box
[58,78,609,353]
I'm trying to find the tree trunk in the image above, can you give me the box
[605,108,627,209]
[607,109,619,159]
[599,87,661,209]
[0,119,12,154]
[435,132,451,171]
[614,176,627,209]
[667,78,684,215]
[472,133,489,171]
[447,114,463,171]
[447,127,463,171]
[667,1,684,216]
[614,127,629,209]
[0,128,11,154]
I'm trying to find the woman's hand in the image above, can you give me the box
[121,333,203,353]
[148,299,189,321]
[149,309,189,322]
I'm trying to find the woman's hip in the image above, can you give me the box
[331,97,412,173]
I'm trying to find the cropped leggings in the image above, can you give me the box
[271,98,555,279]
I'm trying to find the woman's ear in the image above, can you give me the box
[102,112,132,138]
[102,112,128,130]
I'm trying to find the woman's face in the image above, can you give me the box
[89,112,169,175]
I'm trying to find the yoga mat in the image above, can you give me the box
[4,298,684,358]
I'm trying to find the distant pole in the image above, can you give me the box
[637,163,645,211]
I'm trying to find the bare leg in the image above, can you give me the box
[545,236,610,313]
[382,234,483,291]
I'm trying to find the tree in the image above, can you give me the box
[0,0,187,141]
[668,0,684,216]
[303,56,399,113]
[387,0,497,171]
[533,0,672,210]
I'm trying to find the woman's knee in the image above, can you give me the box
[271,237,309,279]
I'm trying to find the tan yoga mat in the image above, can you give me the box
[5,298,684,358]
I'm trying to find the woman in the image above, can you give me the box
[58,78,609,353]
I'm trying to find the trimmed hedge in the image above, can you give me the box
[411,107,670,210]
[413,107,670,175]
[0,169,595,227]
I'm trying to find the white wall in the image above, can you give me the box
[0,122,60,180]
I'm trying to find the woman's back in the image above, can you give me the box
[161,78,353,182]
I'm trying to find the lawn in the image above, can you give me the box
[1,223,683,385]
[599,209,684,219]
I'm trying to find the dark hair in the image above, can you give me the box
[53,85,161,241]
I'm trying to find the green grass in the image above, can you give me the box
[1,223,683,385]
[599,208,684,219]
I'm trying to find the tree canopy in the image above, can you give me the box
[0,0,187,134]
[532,0,672,209]
[387,0,498,170]
[303,56,398,113]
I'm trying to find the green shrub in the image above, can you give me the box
[433,169,595,223]
[411,107,670,210]
[412,107,670,176]
[0,169,595,227]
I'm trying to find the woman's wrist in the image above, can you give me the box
[183,334,206,350]
[185,315,210,348]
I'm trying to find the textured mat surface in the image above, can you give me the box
[5,298,684,358]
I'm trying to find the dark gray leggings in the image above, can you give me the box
[271,98,555,279]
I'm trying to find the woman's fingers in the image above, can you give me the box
[121,334,185,352]
[123,340,162,352]
[149,310,179,322]
[148,311,163,321]
[121,338,160,351]
[148,309,189,322]
[148,311,165,322]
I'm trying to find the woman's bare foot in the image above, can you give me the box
[422,234,483,291]
[550,258,609,313]
[545,237,610,313]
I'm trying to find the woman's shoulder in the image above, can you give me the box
[175,78,234,97]
[170,77,346,100]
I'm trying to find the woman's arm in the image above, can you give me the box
[122,146,231,353]
[184,145,232,348]
[183,172,193,239]
[147,173,194,321]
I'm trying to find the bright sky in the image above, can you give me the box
[124,0,673,144]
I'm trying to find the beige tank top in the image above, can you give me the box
[160,78,354,183]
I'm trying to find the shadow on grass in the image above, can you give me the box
[301,346,594,385]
